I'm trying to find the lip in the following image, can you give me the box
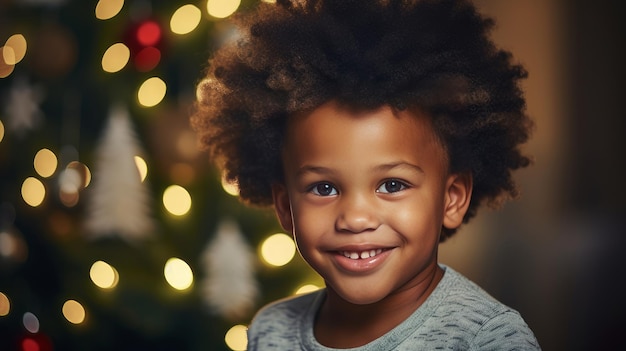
[330,247,393,274]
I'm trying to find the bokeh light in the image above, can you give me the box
[0,47,15,78]
[67,161,91,188]
[21,338,38,351]
[62,300,86,324]
[2,46,15,65]
[294,284,321,295]
[162,185,191,216]
[58,161,91,207]
[101,43,130,73]
[0,228,28,263]
[224,324,248,351]
[95,0,124,20]
[260,233,296,267]
[58,168,80,194]
[136,20,161,46]
[171,5,202,35]
[134,46,160,72]
[33,148,57,178]
[22,312,39,333]
[0,292,10,316]
[0,120,4,142]
[4,34,27,64]
[221,174,239,196]
[21,177,45,207]
[90,261,119,289]
[207,0,241,19]
[137,77,166,107]
[59,178,80,207]
[134,156,148,182]
[163,257,193,290]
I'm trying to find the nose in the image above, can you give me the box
[335,193,380,233]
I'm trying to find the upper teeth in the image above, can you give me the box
[343,249,383,260]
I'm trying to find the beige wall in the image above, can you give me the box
[439,1,626,350]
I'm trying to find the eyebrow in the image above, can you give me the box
[295,161,424,177]
[295,165,336,177]
[373,161,424,174]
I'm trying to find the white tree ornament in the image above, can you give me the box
[3,77,44,137]
[85,105,154,242]
[201,219,259,319]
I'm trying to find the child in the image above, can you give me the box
[192,0,540,349]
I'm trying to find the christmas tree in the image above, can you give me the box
[0,1,321,350]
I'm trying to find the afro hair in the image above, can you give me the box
[192,0,532,240]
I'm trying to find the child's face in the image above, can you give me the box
[272,101,471,305]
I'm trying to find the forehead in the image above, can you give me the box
[282,101,448,171]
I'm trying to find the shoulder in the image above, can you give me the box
[429,266,541,350]
[246,290,323,350]
[251,289,321,323]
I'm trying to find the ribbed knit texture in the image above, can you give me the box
[247,265,540,350]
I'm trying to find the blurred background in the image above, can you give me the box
[0,0,623,350]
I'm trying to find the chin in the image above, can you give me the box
[337,290,387,306]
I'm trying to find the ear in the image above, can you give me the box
[442,172,473,230]
[271,183,294,233]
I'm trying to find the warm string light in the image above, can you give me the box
[164,257,194,290]
[101,43,130,72]
[294,284,321,295]
[1,33,27,78]
[90,261,119,289]
[170,5,202,35]
[62,300,86,324]
[137,77,166,107]
[134,156,148,182]
[21,177,45,207]
[0,292,10,316]
[221,174,239,196]
[225,324,248,351]
[95,0,124,20]
[162,185,192,216]
[207,0,241,19]
[34,148,57,178]
[4,34,27,64]
[259,233,296,267]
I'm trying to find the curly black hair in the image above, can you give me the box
[192,0,532,240]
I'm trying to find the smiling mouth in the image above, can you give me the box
[341,249,384,260]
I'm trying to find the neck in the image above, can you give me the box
[315,264,444,348]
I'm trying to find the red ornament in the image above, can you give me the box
[122,18,165,72]
[136,20,161,47]
[19,333,53,351]
[135,46,161,72]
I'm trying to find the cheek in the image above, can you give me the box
[386,198,443,239]
[291,203,331,245]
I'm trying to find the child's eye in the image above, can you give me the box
[376,179,408,194]
[309,183,338,196]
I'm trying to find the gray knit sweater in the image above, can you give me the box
[247,266,540,350]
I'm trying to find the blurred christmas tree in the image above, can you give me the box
[0,1,321,350]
